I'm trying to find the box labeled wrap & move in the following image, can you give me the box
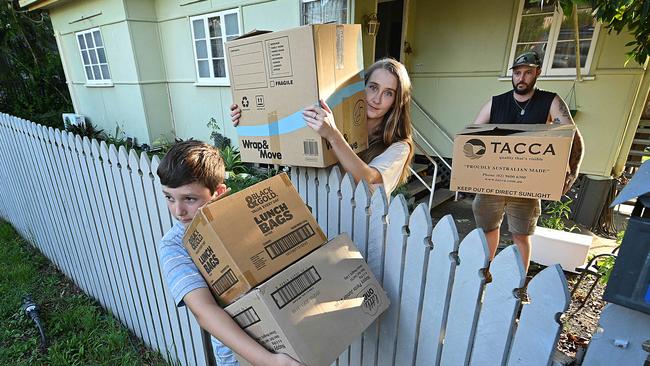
[183,173,327,306]
[226,24,368,167]
[450,124,576,201]
[225,233,389,366]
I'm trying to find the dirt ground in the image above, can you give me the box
[429,194,629,362]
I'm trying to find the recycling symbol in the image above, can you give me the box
[241,97,250,108]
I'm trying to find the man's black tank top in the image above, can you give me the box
[489,89,556,124]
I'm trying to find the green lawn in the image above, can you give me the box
[0,220,170,366]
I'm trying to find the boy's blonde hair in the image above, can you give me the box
[157,140,225,193]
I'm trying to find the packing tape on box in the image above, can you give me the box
[236,79,365,137]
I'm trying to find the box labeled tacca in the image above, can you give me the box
[450,124,576,201]
[226,24,368,167]
[183,173,327,306]
[225,233,389,366]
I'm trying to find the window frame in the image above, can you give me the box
[189,8,241,86]
[75,27,112,85]
[300,0,350,25]
[507,0,601,77]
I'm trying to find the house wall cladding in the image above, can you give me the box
[0,112,593,366]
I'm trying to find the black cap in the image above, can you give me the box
[511,51,541,69]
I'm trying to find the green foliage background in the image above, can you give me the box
[0,0,71,128]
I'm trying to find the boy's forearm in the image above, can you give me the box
[184,289,274,366]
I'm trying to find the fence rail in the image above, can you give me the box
[1,112,577,366]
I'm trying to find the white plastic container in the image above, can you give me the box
[530,226,593,273]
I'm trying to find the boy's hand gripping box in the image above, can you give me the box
[183,173,327,306]
[450,124,576,201]
[225,233,389,366]
[226,24,368,168]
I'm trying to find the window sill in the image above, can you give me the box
[85,82,114,88]
[194,81,231,87]
[498,75,595,81]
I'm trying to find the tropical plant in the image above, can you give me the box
[207,117,231,150]
[64,119,104,140]
[539,197,579,232]
[221,145,247,174]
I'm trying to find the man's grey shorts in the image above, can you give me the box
[472,194,541,235]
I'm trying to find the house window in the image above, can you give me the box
[301,0,348,25]
[75,28,111,84]
[190,9,241,85]
[509,0,600,76]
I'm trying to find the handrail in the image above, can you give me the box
[412,97,454,144]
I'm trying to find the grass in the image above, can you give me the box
[0,220,170,366]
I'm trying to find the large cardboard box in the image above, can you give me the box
[226,24,368,167]
[183,173,327,306]
[450,124,576,201]
[225,233,389,366]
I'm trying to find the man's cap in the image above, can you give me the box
[511,51,541,69]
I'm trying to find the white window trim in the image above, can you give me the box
[75,27,112,86]
[300,0,351,25]
[189,9,241,86]
[507,1,601,77]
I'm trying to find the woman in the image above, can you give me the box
[232,58,413,197]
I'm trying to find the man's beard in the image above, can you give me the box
[512,78,536,95]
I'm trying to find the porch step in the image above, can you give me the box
[632,138,650,145]
[413,187,456,210]
[404,174,440,198]
[636,127,650,135]
[411,162,429,175]
[628,149,650,157]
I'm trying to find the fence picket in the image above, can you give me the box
[507,265,569,365]
[377,196,409,366]
[80,137,120,317]
[37,126,77,280]
[52,128,89,293]
[317,168,329,231]
[337,173,356,366]
[360,187,388,366]
[440,228,490,365]
[136,151,177,362]
[151,155,192,366]
[349,181,372,366]
[306,167,318,217]
[23,122,57,269]
[72,135,113,310]
[63,132,104,304]
[115,146,155,347]
[395,203,433,366]
[327,166,343,239]
[126,149,164,352]
[471,245,525,366]
[415,214,460,366]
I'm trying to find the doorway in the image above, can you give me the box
[374,0,404,61]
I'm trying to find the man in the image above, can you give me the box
[472,51,584,272]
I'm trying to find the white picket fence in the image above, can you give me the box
[0,112,574,366]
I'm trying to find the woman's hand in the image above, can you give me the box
[303,99,340,142]
[230,104,242,127]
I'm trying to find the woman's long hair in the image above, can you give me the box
[359,58,414,186]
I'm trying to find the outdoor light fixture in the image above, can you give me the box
[364,13,380,37]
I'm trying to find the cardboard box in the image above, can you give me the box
[450,124,576,201]
[226,24,368,167]
[183,173,327,306]
[225,233,389,366]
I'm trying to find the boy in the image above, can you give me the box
[157,140,301,366]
